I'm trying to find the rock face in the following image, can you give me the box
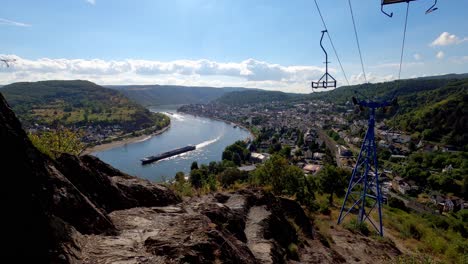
[0,92,180,262]
[79,189,319,263]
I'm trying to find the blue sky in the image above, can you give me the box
[1,0,467,92]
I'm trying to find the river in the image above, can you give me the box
[92,106,252,182]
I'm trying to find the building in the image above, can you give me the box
[250,152,269,163]
[338,145,352,157]
[303,164,322,175]
[313,152,325,160]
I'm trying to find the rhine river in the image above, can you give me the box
[92,106,252,182]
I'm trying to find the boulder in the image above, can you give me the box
[111,176,181,207]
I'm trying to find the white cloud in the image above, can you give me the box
[0,55,331,93]
[86,0,96,5]
[0,18,31,27]
[349,72,395,85]
[370,62,424,69]
[3,55,442,93]
[449,56,468,64]
[436,51,445,59]
[430,32,468,47]
[413,53,422,60]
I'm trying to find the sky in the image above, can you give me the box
[1,0,467,93]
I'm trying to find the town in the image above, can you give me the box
[179,99,466,215]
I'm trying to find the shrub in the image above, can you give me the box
[287,243,299,261]
[401,221,424,240]
[344,219,370,236]
[190,169,204,188]
[218,167,246,187]
[175,171,186,183]
[318,203,331,215]
[388,197,408,212]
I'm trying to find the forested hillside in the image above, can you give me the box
[216,90,296,105]
[394,80,467,146]
[1,80,168,133]
[109,85,250,106]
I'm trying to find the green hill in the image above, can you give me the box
[393,80,468,146]
[216,90,297,105]
[1,80,169,133]
[109,85,252,106]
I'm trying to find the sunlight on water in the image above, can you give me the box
[170,113,185,121]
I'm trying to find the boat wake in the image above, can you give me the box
[169,113,185,121]
[196,135,221,149]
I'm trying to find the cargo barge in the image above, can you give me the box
[141,145,196,164]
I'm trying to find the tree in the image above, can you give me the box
[190,169,203,188]
[317,165,349,205]
[175,171,185,183]
[29,127,85,159]
[297,132,304,146]
[232,153,242,166]
[279,146,291,159]
[218,167,246,187]
[253,155,301,194]
[222,150,233,161]
[190,161,199,171]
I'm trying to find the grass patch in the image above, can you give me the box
[343,219,370,236]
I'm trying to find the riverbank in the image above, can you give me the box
[82,125,170,155]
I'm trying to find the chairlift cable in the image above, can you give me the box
[347,0,368,84]
[398,2,410,82]
[313,0,350,86]
[389,2,411,135]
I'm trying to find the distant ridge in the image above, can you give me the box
[108,85,258,106]
[414,73,468,80]
[215,90,298,106]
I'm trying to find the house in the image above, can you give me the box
[451,197,465,212]
[313,152,325,160]
[303,164,322,175]
[430,195,445,205]
[431,195,465,213]
[378,140,389,148]
[437,199,454,213]
[338,145,352,157]
[250,152,269,163]
[304,150,313,159]
[304,133,315,144]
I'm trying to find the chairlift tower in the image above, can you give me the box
[337,95,396,236]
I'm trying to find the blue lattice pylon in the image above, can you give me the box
[337,97,395,236]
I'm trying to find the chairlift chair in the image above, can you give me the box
[381,0,438,17]
[311,30,336,91]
